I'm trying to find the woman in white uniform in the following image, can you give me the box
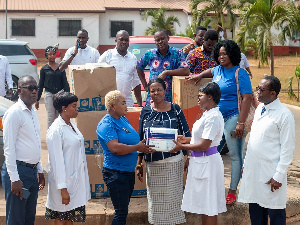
[45,92,90,225]
[170,82,226,225]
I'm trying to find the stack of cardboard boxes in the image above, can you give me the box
[67,63,146,198]
[67,65,211,198]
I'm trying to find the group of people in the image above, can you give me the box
[1,26,295,225]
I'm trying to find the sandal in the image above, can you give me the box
[226,193,236,206]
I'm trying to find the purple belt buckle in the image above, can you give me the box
[190,146,218,157]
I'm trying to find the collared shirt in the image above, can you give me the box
[63,45,100,65]
[238,98,295,209]
[190,107,224,147]
[3,99,42,182]
[240,53,250,69]
[98,48,141,107]
[137,47,188,104]
[46,116,90,211]
[186,46,216,75]
[37,64,70,101]
[182,41,198,58]
[97,114,139,172]
[0,55,13,96]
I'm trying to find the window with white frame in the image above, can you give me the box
[11,19,35,36]
[110,21,133,38]
[58,19,81,36]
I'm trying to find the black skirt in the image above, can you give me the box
[45,205,86,222]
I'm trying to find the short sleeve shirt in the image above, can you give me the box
[137,47,188,104]
[186,46,216,74]
[96,114,139,172]
[190,107,224,147]
[98,49,140,107]
[63,45,100,65]
[212,65,252,118]
[240,53,250,69]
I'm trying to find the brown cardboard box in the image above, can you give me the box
[67,63,117,112]
[86,154,147,198]
[75,111,107,154]
[172,77,212,110]
[75,108,141,154]
[172,77,212,130]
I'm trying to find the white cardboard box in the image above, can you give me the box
[145,127,178,152]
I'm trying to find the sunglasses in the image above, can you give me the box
[20,85,39,92]
[256,86,273,92]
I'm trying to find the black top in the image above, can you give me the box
[37,64,70,101]
[138,103,191,162]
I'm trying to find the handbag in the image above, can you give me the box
[235,68,259,133]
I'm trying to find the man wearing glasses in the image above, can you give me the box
[238,76,295,225]
[1,76,45,225]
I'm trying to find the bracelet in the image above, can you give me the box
[136,163,143,169]
[71,53,76,57]
[237,122,245,125]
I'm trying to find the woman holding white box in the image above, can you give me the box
[97,90,154,225]
[170,82,227,225]
[138,78,191,225]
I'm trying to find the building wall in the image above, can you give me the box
[0,10,190,57]
[0,12,100,58]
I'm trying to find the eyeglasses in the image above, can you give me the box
[20,85,39,92]
[256,86,273,92]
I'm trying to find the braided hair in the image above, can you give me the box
[45,46,56,58]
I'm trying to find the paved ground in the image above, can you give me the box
[0,100,300,224]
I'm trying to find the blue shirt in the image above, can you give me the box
[137,46,188,104]
[212,65,252,118]
[96,114,139,172]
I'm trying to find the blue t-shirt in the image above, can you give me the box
[212,65,252,118]
[96,114,139,172]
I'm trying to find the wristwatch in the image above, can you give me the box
[71,53,76,57]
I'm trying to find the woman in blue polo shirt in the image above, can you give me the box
[211,40,253,205]
[96,90,154,225]
[187,40,253,206]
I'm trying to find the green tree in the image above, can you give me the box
[176,18,211,38]
[239,0,295,76]
[235,21,267,68]
[286,65,300,101]
[278,2,300,44]
[142,7,180,36]
[190,0,237,40]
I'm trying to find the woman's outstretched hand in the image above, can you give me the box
[169,140,183,153]
[138,139,155,154]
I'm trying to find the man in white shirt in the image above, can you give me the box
[98,30,142,107]
[238,76,295,225]
[240,53,253,78]
[1,75,45,225]
[0,55,13,97]
[59,29,100,71]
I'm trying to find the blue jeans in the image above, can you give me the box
[249,203,286,225]
[217,114,246,190]
[102,167,135,225]
[1,162,39,225]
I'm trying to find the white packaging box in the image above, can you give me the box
[145,127,178,152]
